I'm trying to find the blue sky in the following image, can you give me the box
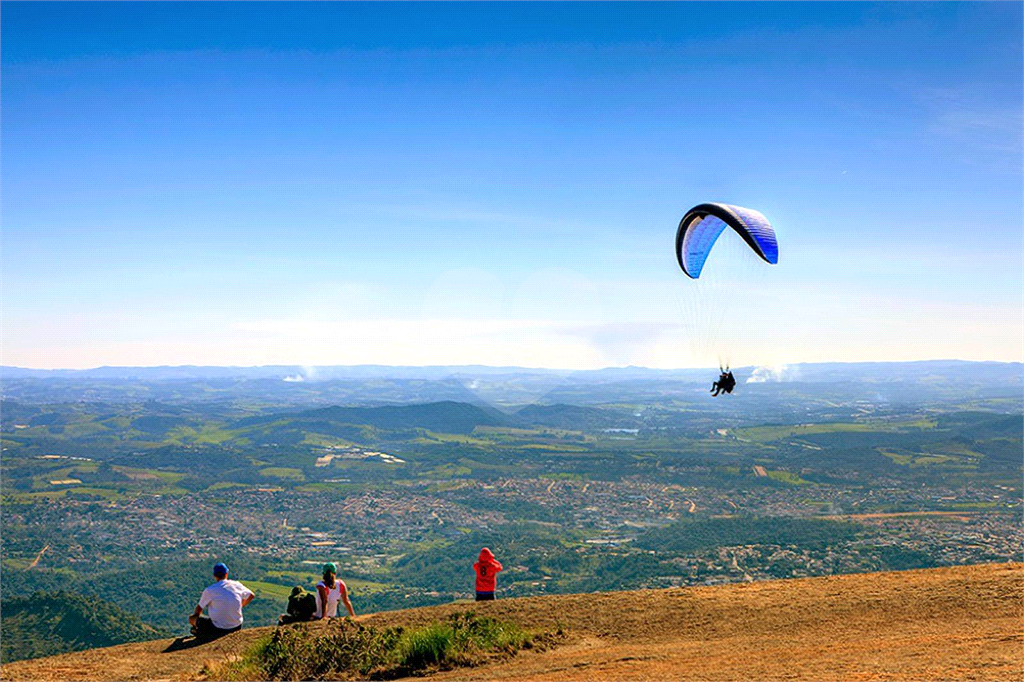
[2,2,1021,369]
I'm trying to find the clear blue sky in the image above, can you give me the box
[2,2,1021,369]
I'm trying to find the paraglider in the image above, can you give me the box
[674,203,779,394]
[710,368,736,397]
[675,203,778,279]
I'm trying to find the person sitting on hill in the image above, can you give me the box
[315,562,355,619]
[278,586,318,625]
[189,562,254,641]
[473,547,503,601]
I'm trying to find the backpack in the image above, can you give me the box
[286,586,317,620]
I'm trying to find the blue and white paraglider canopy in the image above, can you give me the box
[675,203,779,279]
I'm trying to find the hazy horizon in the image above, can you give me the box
[3,357,1020,376]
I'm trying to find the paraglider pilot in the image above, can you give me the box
[711,369,736,397]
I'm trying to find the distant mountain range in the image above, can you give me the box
[3,359,1019,382]
[2,361,1020,411]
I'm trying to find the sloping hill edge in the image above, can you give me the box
[1,562,1021,682]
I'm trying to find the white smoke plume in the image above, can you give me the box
[746,364,799,383]
[282,374,305,382]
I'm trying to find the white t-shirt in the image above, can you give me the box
[314,580,347,618]
[199,579,254,629]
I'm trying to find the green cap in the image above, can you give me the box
[322,562,337,574]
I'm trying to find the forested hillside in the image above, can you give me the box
[0,591,162,663]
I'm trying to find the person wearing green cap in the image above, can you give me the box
[315,562,355,619]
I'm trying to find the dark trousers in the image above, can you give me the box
[278,613,315,625]
[191,615,241,641]
[475,591,495,601]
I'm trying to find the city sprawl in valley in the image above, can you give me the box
[1,361,1021,663]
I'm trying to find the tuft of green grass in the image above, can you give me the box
[218,612,553,681]
[395,612,536,670]
[399,622,453,668]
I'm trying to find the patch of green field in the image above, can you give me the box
[474,426,546,437]
[245,581,293,601]
[101,416,133,430]
[65,487,128,500]
[113,466,185,483]
[766,470,811,485]
[420,431,493,446]
[61,422,111,438]
[913,454,956,465]
[296,482,360,493]
[260,467,306,481]
[880,449,913,465]
[166,424,238,445]
[900,419,939,429]
[738,419,937,442]
[520,443,588,452]
[880,449,968,467]
[31,463,98,490]
[430,464,472,477]
[2,558,32,570]
[946,502,1001,510]
[4,491,67,502]
[424,481,471,493]
[931,441,985,458]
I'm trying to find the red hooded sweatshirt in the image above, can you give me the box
[473,547,503,593]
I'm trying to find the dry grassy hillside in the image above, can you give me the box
[2,562,1020,681]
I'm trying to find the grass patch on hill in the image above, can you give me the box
[736,419,937,443]
[245,581,295,601]
[209,612,559,680]
[260,467,306,481]
[766,470,811,485]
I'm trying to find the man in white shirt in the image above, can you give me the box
[189,562,255,640]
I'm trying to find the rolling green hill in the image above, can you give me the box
[235,401,514,436]
[0,591,163,663]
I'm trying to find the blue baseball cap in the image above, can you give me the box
[213,562,229,578]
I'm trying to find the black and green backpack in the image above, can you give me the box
[285,586,317,621]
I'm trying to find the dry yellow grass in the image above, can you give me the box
[2,562,1020,682]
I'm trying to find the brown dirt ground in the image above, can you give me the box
[2,562,1021,682]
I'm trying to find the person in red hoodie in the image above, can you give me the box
[473,547,503,601]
